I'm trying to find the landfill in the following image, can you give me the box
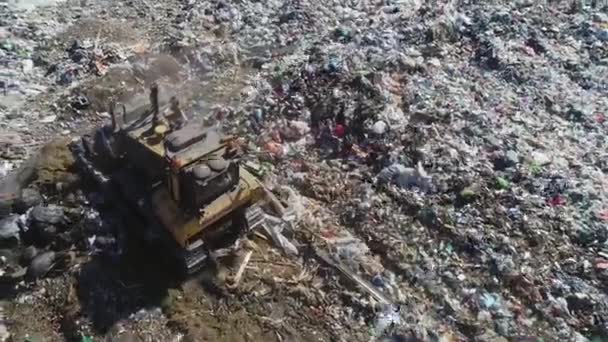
[1,0,608,341]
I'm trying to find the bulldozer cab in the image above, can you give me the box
[164,126,240,214]
[111,83,243,215]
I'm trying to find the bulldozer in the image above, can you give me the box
[70,83,278,275]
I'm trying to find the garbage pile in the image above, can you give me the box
[2,0,608,341]
[0,0,183,168]
[217,0,608,340]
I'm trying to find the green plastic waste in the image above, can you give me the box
[529,162,542,175]
[1,40,14,51]
[496,176,510,190]
[460,187,477,200]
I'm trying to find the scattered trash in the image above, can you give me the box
[39,115,57,123]
[260,214,298,256]
[315,248,391,306]
[14,188,42,214]
[0,214,21,245]
[20,245,38,263]
[597,209,608,222]
[372,304,401,337]
[378,162,431,190]
[29,205,67,229]
[80,334,93,342]
[371,120,388,135]
[548,194,567,207]
[227,250,253,288]
[371,274,385,288]
[459,186,477,202]
[332,237,370,270]
[21,59,34,73]
[0,306,10,342]
[0,161,13,179]
[1,0,608,340]
[334,123,346,138]
[263,141,286,158]
[71,94,90,110]
[496,176,510,190]
[480,292,501,311]
[531,151,552,166]
[283,120,310,140]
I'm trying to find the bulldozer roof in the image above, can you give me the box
[124,114,229,168]
[165,124,218,153]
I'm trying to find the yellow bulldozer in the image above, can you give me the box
[70,83,278,275]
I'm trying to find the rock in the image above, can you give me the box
[27,251,55,278]
[0,215,20,246]
[14,188,42,213]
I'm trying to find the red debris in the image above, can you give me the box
[334,124,345,138]
[597,209,608,222]
[93,60,108,76]
[264,141,284,157]
[270,130,282,143]
[547,195,566,207]
[319,229,338,239]
[215,108,228,121]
